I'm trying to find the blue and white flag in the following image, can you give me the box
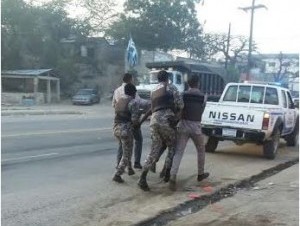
[126,37,138,67]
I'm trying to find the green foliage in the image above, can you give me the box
[106,0,202,51]
[1,0,91,94]
[226,65,240,83]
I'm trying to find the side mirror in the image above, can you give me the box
[294,101,299,109]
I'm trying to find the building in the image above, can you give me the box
[1,69,60,105]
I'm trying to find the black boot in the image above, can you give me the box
[197,172,210,182]
[138,170,150,191]
[163,168,171,182]
[134,162,142,169]
[112,174,124,183]
[128,167,135,176]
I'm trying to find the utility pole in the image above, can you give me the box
[239,0,267,80]
[225,23,231,70]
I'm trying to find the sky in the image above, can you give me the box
[196,0,300,54]
[33,0,300,54]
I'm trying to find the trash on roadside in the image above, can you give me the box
[202,186,213,193]
[253,186,260,190]
[268,182,274,186]
[180,208,192,216]
[188,193,201,199]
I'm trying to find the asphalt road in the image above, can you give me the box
[1,113,298,226]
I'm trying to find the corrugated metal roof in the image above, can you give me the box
[1,69,53,76]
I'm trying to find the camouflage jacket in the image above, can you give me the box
[150,82,184,127]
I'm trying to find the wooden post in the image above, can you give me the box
[33,77,38,103]
[56,79,60,102]
[47,80,51,103]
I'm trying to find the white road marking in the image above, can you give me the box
[2,153,59,162]
[2,127,111,138]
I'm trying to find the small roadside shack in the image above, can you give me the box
[1,69,60,105]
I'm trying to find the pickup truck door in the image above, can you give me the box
[282,90,295,134]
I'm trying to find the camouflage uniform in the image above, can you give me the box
[142,83,184,176]
[114,96,141,176]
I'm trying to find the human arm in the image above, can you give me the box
[139,108,152,125]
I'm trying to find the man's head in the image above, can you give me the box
[188,75,199,88]
[157,70,169,83]
[123,73,133,84]
[124,83,137,97]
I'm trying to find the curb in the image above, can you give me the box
[1,110,83,116]
[133,157,299,226]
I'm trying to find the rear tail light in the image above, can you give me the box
[262,113,270,130]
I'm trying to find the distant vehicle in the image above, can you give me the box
[72,89,100,105]
[136,61,226,101]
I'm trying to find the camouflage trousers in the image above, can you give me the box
[113,123,133,176]
[143,123,176,171]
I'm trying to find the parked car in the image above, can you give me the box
[72,89,100,105]
[201,82,299,159]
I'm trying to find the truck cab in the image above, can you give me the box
[136,69,185,99]
[136,61,226,100]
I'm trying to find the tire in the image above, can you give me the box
[263,127,280,159]
[205,137,219,153]
[285,119,299,146]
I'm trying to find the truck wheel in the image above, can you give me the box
[205,137,219,153]
[285,120,299,146]
[263,127,280,159]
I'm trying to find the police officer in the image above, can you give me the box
[112,83,141,183]
[113,73,149,169]
[138,70,184,191]
[169,75,209,191]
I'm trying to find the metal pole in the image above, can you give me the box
[239,1,267,81]
[247,0,255,80]
[225,23,231,70]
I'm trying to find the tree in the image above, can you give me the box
[273,52,290,82]
[1,0,89,95]
[106,0,202,52]
[202,33,254,66]
[73,0,118,35]
[1,0,88,69]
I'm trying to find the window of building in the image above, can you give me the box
[268,62,276,67]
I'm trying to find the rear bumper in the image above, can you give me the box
[202,126,265,143]
[72,100,91,105]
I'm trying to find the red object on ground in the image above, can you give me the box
[202,186,213,193]
[188,193,201,199]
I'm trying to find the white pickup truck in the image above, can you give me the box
[201,82,299,159]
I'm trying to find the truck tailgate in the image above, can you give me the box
[201,102,265,130]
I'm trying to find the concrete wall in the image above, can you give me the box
[2,92,45,105]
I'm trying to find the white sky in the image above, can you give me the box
[196,0,300,54]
